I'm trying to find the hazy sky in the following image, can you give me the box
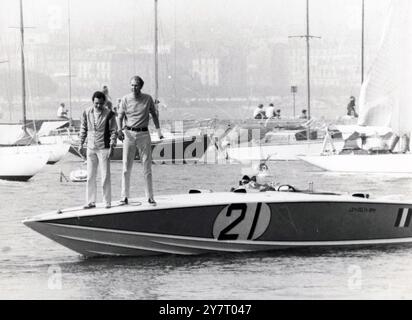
[0,0,391,52]
[0,0,395,121]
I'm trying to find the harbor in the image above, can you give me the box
[0,0,412,301]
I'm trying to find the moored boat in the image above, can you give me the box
[300,153,412,173]
[0,150,48,181]
[300,0,412,173]
[70,132,212,164]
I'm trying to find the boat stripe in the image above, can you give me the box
[55,233,196,255]
[395,209,404,227]
[45,223,412,246]
[405,210,412,228]
[247,202,261,240]
[399,210,408,228]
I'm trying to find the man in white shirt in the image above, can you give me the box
[57,103,68,119]
[117,76,164,206]
[253,104,266,119]
[265,103,276,119]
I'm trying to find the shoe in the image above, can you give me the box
[105,203,111,209]
[83,203,96,209]
[148,198,157,206]
[119,197,128,205]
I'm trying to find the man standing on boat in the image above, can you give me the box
[347,96,359,118]
[117,76,163,206]
[78,91,118,209]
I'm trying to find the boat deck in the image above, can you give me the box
[25,190,411,223]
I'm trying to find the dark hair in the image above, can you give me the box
[130,76,145,88]
[92,91,106,102]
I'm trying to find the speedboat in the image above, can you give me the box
[23,186,412,257]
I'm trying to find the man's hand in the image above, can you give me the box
[77,144,85,160]
[117,130,124,141]
[109,145,114,158]
[157,128,164,140]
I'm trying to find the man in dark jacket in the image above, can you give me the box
[78,91,117,209]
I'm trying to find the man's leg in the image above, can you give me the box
[121,131,137,199]
[98,149,111,206]
[136,132,153,200]
[86,148,98,204]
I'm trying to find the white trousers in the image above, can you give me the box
[86,148,111,205]
[121,130,153,199]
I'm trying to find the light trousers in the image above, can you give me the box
[121,130,153,199]
[86,148,111,205]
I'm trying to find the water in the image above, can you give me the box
[1,155,412,299]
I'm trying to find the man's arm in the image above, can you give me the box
[116,98,127,141]
[116,112,125,141]
[109,112,118,147]
[79,110,88,146]
[78,110,88,157]
[149,97,163,139]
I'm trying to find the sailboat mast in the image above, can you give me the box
[19,0,27,130]
[361,0,365,84]
[289,0,319,122]
[154,0,159,101]
[306,0,311,120]
[68,0,73,125]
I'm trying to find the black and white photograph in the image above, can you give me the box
[0,0,412,303]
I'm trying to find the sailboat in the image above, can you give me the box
[0,0,69,181]
[222,0,341,163]
[299,0,412,173]
[0,125,49,181]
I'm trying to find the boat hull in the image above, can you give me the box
[0,151,49,181]
[70,134,211,164]
[227,141,344,161]
[0,144,70,165]
[40,143,70,164]
[23,192,412,257]
[300,153,412,173]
